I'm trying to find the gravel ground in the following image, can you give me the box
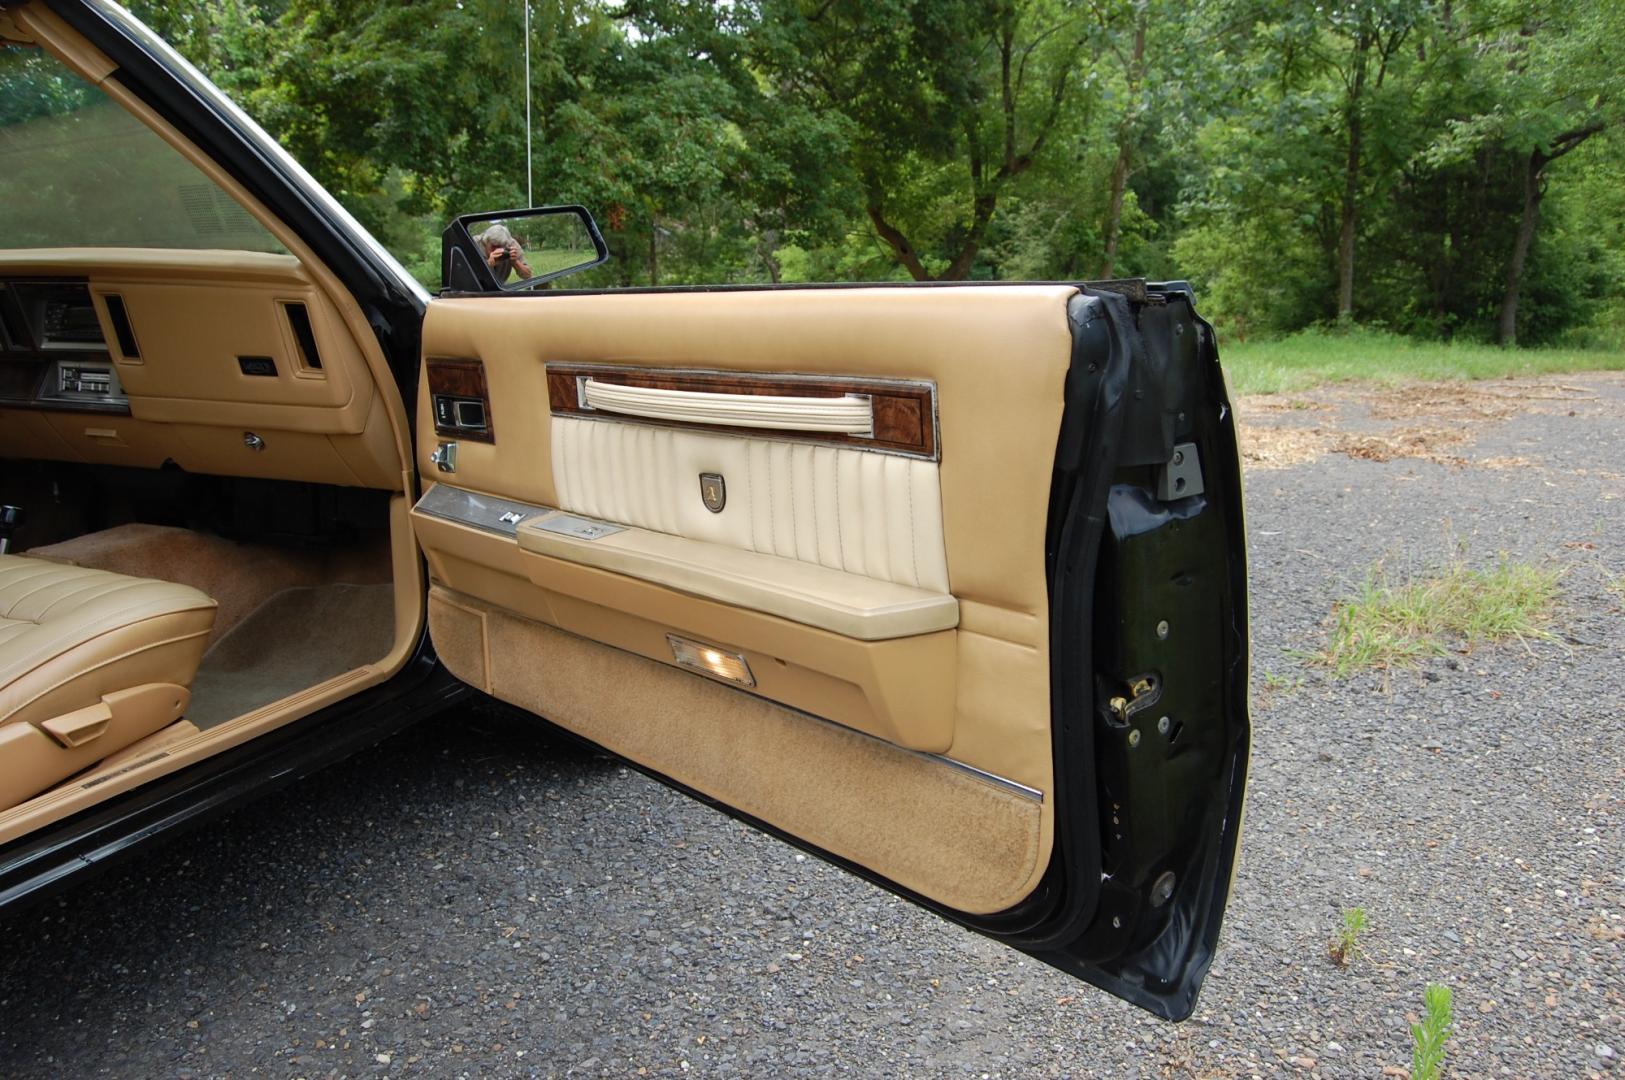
[1,373,1620,1080]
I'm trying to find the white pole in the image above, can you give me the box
[524,0,533,206]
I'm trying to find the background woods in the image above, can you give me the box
[137,0,1625,346]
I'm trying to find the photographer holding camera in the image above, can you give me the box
[475,223,535,283]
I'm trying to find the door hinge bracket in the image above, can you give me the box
[1155,442,1203,501]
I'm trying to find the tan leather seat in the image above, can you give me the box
[0,555,216,810]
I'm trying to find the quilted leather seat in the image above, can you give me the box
[0,555,216,811]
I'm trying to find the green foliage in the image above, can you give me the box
[1316,556,1560,677]
[1329,906,1368,966]
[115,0,1625,346]
[1411,983,1454,1080]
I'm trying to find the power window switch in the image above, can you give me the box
[454,399,487,430]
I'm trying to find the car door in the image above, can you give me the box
[407,278,1249,1019]
[42,0,1247,1021]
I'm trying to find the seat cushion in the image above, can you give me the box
[0,554,217,729]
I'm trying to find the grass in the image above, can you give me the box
[1411,983,1454,1080]
[1329,907,1368,967]
[1221,327,1625,396]
[1258,670,1304,695]
[1316,557,1561,677]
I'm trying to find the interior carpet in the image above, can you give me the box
[186,583,395,730]
[25,524,393,646]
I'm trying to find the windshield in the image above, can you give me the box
[0,42,283,253]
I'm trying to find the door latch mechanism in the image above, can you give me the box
[1106,673,1162,729]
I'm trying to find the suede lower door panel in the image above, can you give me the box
[413,285,1077,914]
[430,587,1043,915]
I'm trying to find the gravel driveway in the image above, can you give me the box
[2,373,1620,1079]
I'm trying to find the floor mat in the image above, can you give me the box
[187,583,395,730]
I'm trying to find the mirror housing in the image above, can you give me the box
[441,204,609,293]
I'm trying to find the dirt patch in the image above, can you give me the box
[1364,380,1599,423]
[1243,396,1335,414]
[1333,426,1468,466]
[1236,419,1334,470]
[1234,376,1614,471]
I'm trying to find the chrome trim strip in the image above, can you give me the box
[412,483,547,538]
[922,755,1045,802]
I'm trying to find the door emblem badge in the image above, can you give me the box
[699,472,726,513]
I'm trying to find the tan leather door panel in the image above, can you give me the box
[409,285,1077,915]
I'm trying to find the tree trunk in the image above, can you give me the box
[756,229,782,284]
[940,193,998,280]
[1336,106,1363,319]
[1335,134,1359,318]
[1100,6,1147,280]
[868,196,998,282]
[1498,150,1545,348]
[647,221,658,287]
[1336,37,1370,321]
[1099,143,1130,280]
[867,205,932,281]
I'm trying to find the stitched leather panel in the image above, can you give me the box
[551,417,950,592]
[0,555,217,719]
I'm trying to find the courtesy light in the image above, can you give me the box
[666,634,756,688]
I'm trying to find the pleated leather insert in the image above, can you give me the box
[550,416,949,593]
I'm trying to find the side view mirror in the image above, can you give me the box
[441,205,610,293]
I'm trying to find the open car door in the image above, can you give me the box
[2,0,1244,1016]
[408,278,1249,1019]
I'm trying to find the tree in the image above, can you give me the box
[1427,1,1625,344]
[751,0,1099,281]
[1096,0,1148,278]
[125,0,1625,341]
[1250,0,1430,319]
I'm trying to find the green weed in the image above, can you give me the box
[1222,327,1625,396]
[1328,907,1368,967]
[1317,557,1561,677]
[1260,670,1303,691]
[1410,983,1454,1080]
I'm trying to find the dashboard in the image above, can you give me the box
[0,251,404,491]
[0,279,130,413]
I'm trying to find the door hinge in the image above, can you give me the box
[1155,442,1203,501]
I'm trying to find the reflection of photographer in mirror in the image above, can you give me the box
[475,223,534,283]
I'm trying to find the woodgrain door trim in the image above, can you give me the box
[426,357,495,443]
[545,363,939,460]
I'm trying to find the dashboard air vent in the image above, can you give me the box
[103,293,140,360]
[282,301,322,371]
